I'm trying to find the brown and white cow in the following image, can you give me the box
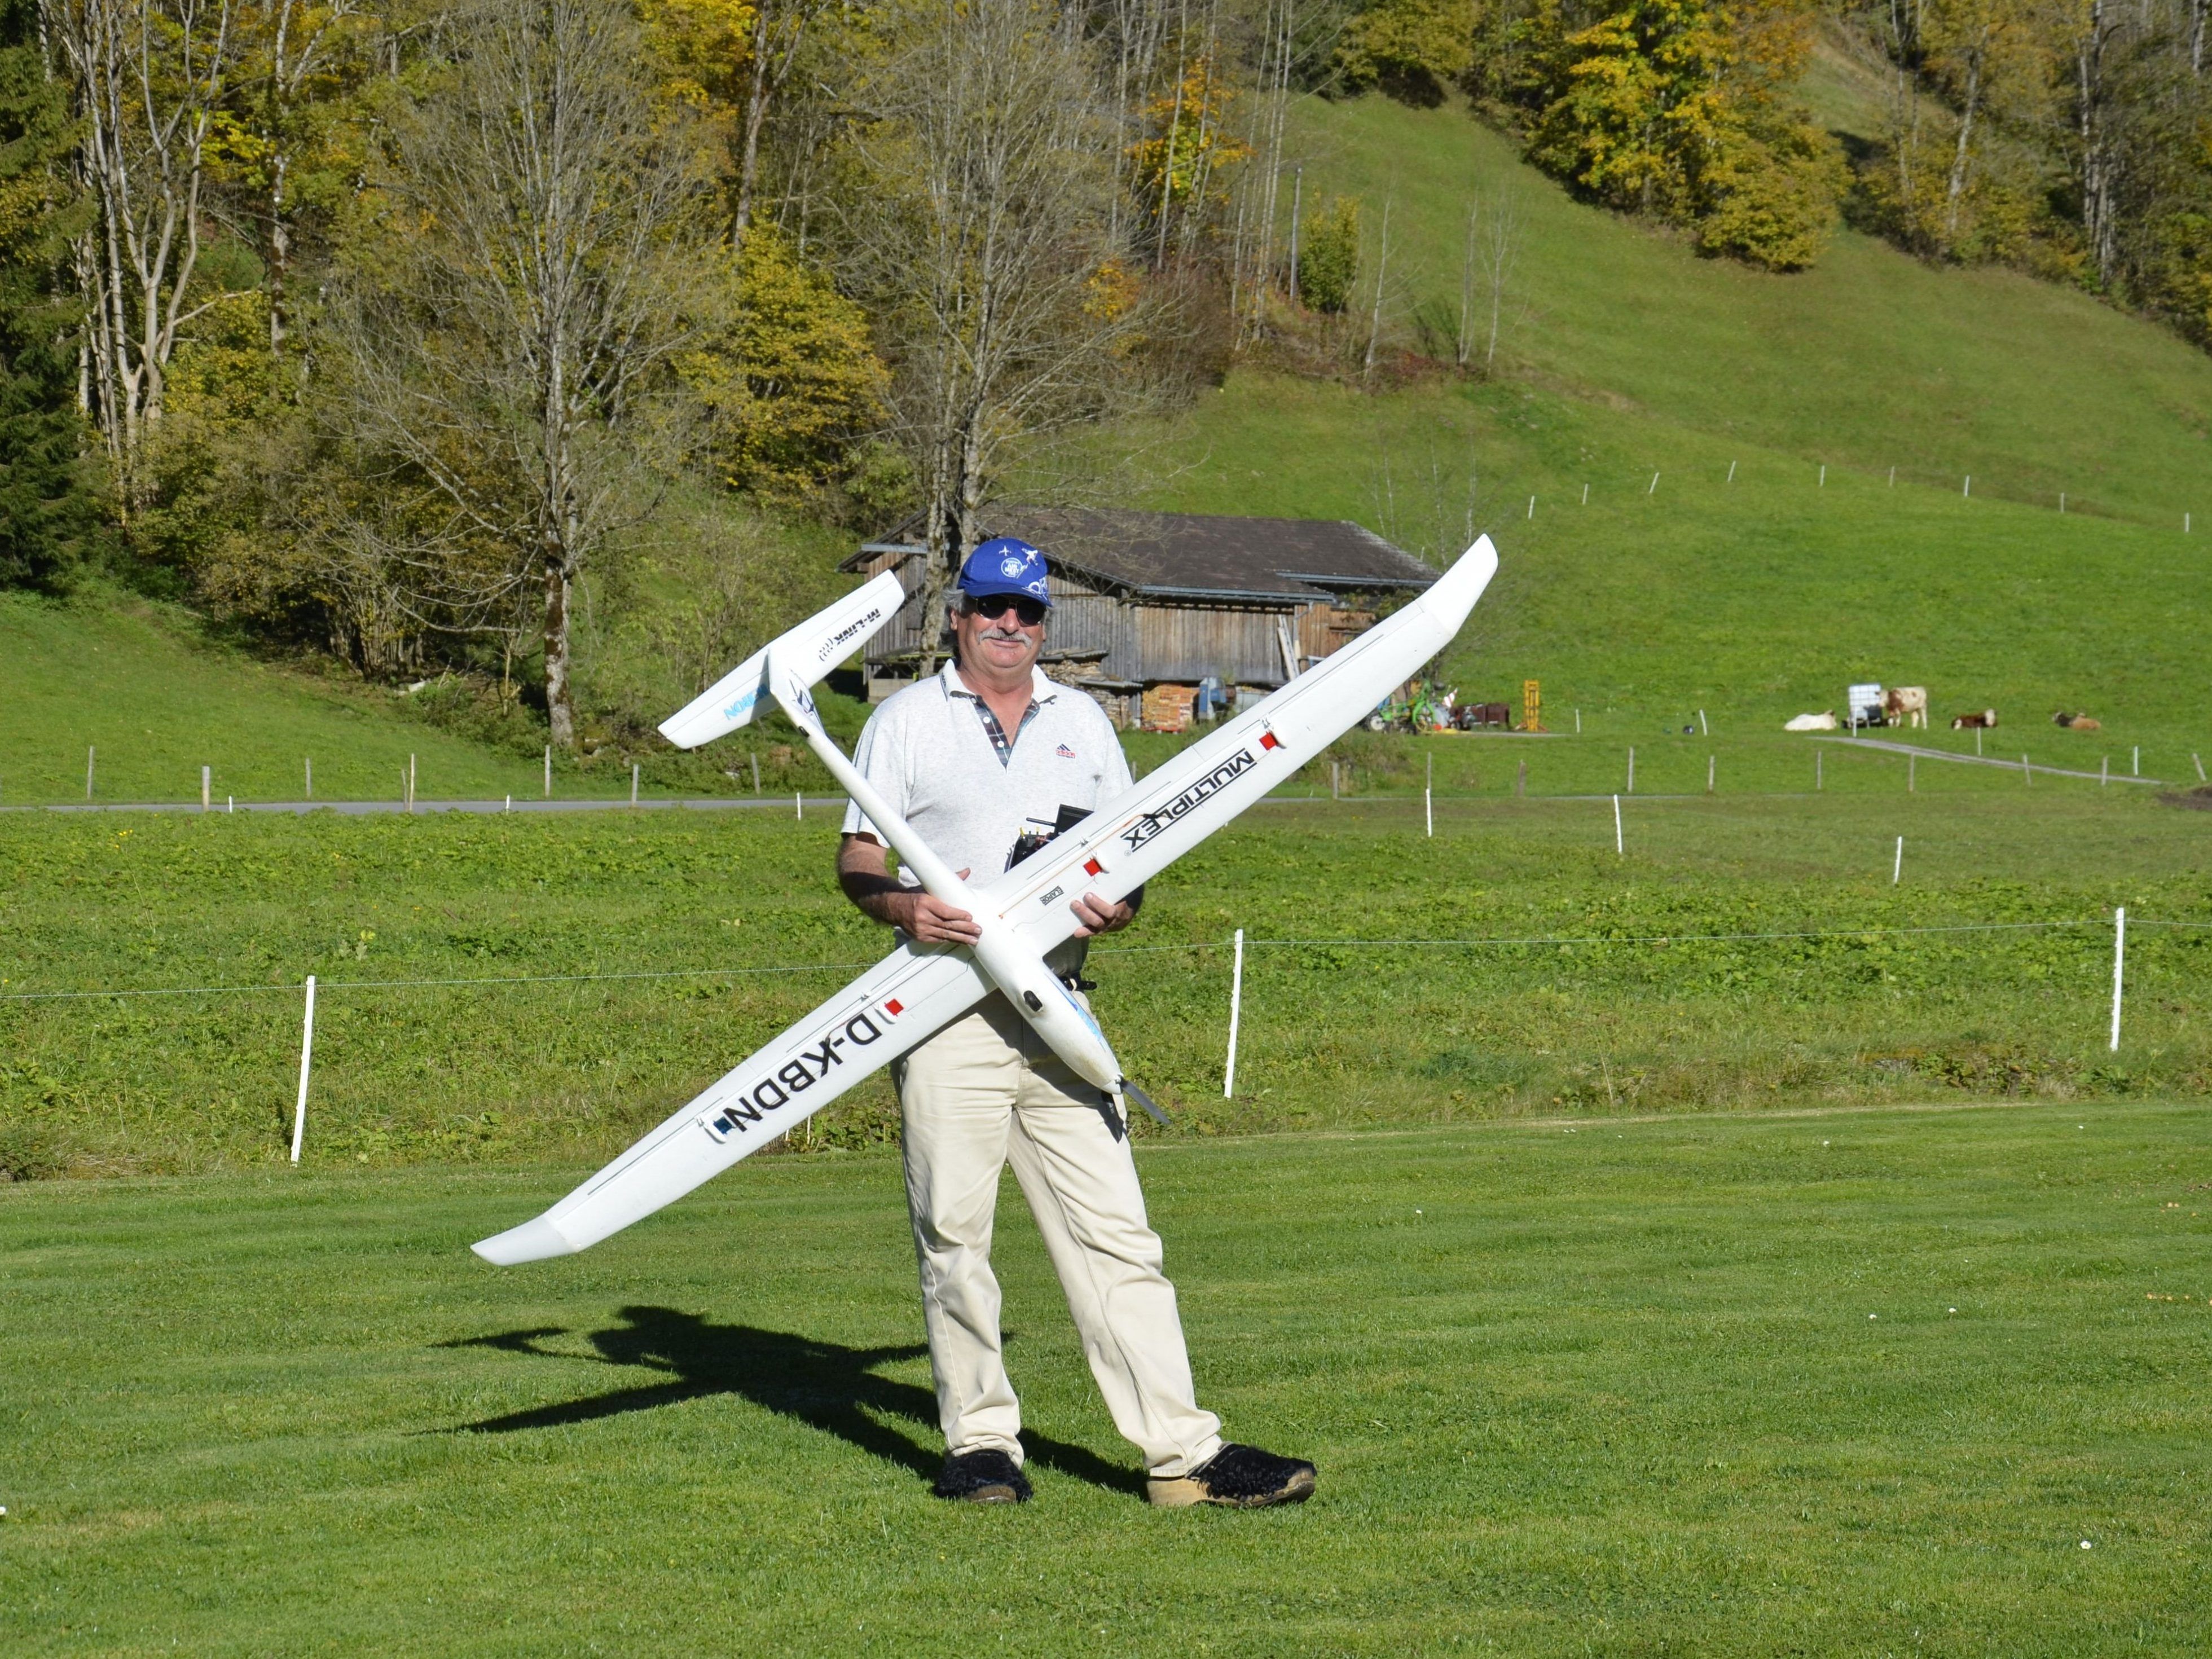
[1951,710,1998,729]
[1884,686,1929,729]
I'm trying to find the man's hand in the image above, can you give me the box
[839,834,980,943]
[1068,891,1136,939]
[892,888,981,945]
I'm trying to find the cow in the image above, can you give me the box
[1884,686,1929,729]
[2053,710,2101,731]
[1951,710,1998,729]
[1784,711,1839,732]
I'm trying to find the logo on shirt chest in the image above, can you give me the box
[1056,743,1076,759]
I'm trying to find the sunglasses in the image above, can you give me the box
[966,595,1048,627]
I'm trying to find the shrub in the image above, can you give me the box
[1299,197,1362,313]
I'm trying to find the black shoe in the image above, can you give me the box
[1147,1443,1317,1508]
[933,1447,1032,1504]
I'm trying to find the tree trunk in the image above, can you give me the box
[2077,0,2118,287]
[543,560,575,749]
[1942,39,1984,249]
[733,5,773,245]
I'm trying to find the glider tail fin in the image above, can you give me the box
[658,569,908,751]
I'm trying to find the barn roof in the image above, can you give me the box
[846,507,1436,605]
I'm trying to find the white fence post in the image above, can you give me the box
[201,765,210,811]
[1224,928,1245,1098]
[1613,795,1624,855]
[2109,908,2126,1053]
[1893,835,1903,884]
[86,745,95,799]
[631,762,639,805]
[795,791,803,820]
[290,975,317,1164]
[1424,753,1433,838]
[544,745,552,799]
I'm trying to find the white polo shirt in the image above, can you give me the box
[842,661,1132,972]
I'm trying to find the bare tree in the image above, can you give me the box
[1477,178,1519,370]
[1362,190,1389,382]
[731,0,828,249]
[50,0,248,498]
[322,0,718,743]
[237,0,368,357]
[829,0,1154,658]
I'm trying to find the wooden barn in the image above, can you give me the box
[841,507,1439,729]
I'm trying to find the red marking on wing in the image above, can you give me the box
[1260,731,1281,751]
[1083,858,1102,877]
[884,998,904,1016]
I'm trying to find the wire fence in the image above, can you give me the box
[6,913,2200,1006]
[5,910,2202,1164]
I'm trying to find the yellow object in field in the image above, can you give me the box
[1522,679,1542,733]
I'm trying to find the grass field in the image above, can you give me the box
[6,1101,2211,1654]
[5,791,2206,1178]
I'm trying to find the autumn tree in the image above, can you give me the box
[322,0,720,742]
[827,0,1158,639]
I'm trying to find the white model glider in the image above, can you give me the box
[472,536,1498,1265]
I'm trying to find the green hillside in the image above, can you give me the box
[0,589,574,807]
[1123,93,2211,760]
[1264,90,2211,523]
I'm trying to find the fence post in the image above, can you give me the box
[201,765,210,811]
[1626,746,1634,794]
[1707,754,1715,794]
[1909,754,1916,793]
[1424,754,1433,838]
[290,975,317,1164]
[795,791,803,820]
[1893,835,1903,884]
[1816,749,1823,791]
[544,745,552,799]
[750,753,760,794]
[1613,795,1623,855]
[2109,907,2126,1053]
[2100,755,2108,787]
[86,745,95,800]
[1224,928,1244,1098]
[1516,758,1526,799]
[305,756,313,800]
[2195,754,2206,783]
[409,753,417,812]
[631,762,639,806]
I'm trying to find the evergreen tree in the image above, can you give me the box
[0,0,99,587]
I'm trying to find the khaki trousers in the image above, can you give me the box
[894,995,1223,1478]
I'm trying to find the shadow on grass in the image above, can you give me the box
[442,1305,1143,1498]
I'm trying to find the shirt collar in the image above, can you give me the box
[938,659,1059,703]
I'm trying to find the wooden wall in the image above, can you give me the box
[851,546,1369,699]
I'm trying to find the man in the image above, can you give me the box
[837,535,1317,1510]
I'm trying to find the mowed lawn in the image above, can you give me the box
[5,1102,2210,1654]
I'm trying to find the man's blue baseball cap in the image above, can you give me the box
[957,537,1053,607]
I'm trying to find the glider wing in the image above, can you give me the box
[471,943,990,1263]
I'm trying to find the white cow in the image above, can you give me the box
[1784,711,1839,732]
